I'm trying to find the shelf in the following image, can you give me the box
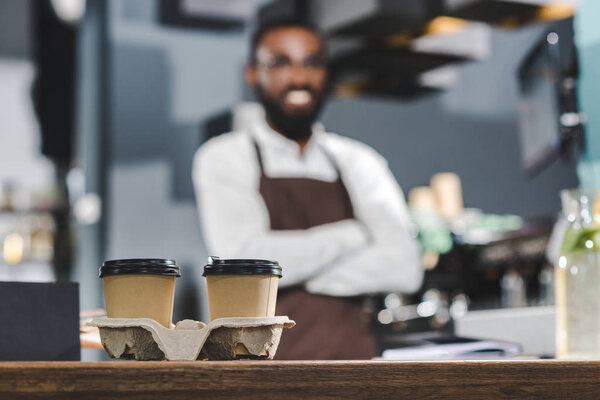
[445,0,575,27]
[445,0,540,24]
[316,0,444,38]
[331,47,468,76]
[329,46,468,99]
[332,76,442,100]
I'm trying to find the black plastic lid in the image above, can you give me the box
[202,256,282,277]
[99,259,181,278]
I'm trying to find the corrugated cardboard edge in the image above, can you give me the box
[207,316,295,329]
[88,316,294,361]
[88,318,208,360]
[203,317,296,360]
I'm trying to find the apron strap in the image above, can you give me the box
[251,136,344,181]
[252,139,266,175]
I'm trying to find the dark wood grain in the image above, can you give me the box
[1,360,600,399]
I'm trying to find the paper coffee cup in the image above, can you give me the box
[431,172,463,220]
[203,257,282,321]
[100,259,181,328]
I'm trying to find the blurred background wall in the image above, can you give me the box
[0,0,57,283]
[101,0,577,320]
[105,0,250,320]
[575,0,600,187]
[0,0,583,325]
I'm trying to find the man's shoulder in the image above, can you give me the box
[194,131,253,162]
[323,132,386,164]
[198,131,250,155]
[193,130,256,177]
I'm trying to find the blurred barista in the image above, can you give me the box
[193,20,423,360]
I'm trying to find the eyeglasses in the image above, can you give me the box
[256,54,326,73]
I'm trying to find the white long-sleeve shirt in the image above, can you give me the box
[192,119,423,296]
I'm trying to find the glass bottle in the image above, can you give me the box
[556,189,600,359]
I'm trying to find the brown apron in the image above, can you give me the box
[252,139,376,360]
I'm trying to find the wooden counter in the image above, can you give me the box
[1,360,599,399]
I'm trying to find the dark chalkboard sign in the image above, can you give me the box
[0,281,80,361]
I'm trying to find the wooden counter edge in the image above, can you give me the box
[0,360,599,399]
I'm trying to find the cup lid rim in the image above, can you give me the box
[203,257,282,277]
[99,258,181,278]
[102,258,177,266]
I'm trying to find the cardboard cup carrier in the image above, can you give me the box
[203,257,282,321]
[100,259,180,328]
[93,257,292,360]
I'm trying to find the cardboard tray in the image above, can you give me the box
[88,316,294,361]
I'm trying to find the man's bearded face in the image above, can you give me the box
[249,27,328,141]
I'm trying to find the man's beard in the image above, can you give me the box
[256,86,325,142]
